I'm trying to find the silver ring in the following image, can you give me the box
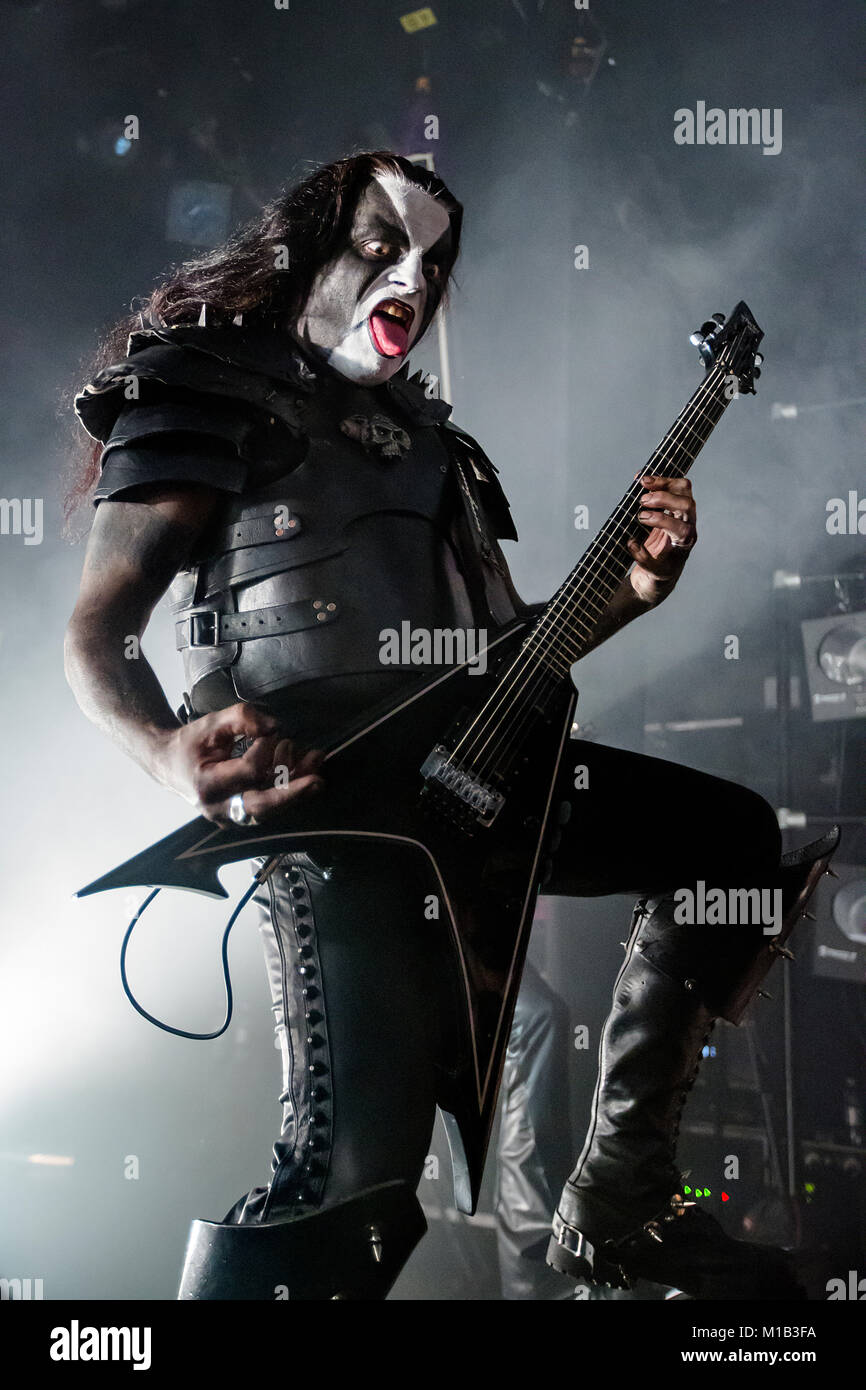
[228,793,255,826]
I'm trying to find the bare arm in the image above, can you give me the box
[64,484,216,781]
[574,572,660,659]
[64,483,322,823]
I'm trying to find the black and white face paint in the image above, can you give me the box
[292,172,453,387]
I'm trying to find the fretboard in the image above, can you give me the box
[524,362,731,676]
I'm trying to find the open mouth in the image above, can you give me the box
[368,298,415,358]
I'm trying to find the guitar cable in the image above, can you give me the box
[118,855,282,1040]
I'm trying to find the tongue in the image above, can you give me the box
[370,311,409,357]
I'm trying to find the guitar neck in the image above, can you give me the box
[527,362,732,675]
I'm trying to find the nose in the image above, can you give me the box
[387,248,426,301]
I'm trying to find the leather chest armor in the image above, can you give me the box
[76,324,526,738]
[172,385,485,722]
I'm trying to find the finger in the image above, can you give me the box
[198,702,281,751]
[639,489,696,519]
[198,734,283,801]
[203,735,327,803]
[293,747,326,777]
[269,739,326,788]
[637,510,696,545]
[627,537,684,574]
[640,475,692,495]
[230,774,326,825]
[272,737,295,781]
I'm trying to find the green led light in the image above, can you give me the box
[400,7,438,33]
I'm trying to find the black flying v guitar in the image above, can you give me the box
[77,303,764,1215]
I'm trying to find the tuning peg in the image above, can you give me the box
[755,353,764,366]
[689,330,705,347]
[712,312,726,325]
[699,320,718,338]
[753,368,761,380]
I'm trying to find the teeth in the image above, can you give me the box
[377,301,412,324]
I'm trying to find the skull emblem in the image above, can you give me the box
[339,413,411,460]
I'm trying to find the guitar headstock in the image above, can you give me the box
[690,300,764,394]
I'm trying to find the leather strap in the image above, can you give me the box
[218,509,304,552]
[176,597,339,650]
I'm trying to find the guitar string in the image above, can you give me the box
[467,373,732,780]
[445,360,732,784]
[456,367,729,772]
[432,333,748,797]
[510,365,730,671]
[466,477,702,784]
[451,443,699,777]
[467,365,736,780]
[519,387,729,661]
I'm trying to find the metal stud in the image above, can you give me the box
[770,943,795,961]
[368,1225,383,1263]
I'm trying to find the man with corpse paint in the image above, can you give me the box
[66,151,835,1300]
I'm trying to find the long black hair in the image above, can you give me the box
[64,151,463,529]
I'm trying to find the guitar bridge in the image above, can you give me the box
[420,745,505,827]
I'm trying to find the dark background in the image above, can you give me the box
[0,0,862,1300]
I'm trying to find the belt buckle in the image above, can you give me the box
[188,611,219,647]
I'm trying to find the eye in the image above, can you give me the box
[361,240,397,260]
[424,262,444,282]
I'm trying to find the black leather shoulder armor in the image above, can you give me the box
[76,325,317,500]
[75,324,314,445]
[438,421,518,543]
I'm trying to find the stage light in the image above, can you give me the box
[165,180,233,249]
[811,863,866,982]
[74,118,140,168]
[801,610,866,721]
[832,878,866,946]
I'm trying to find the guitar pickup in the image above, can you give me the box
[420,745,505,827]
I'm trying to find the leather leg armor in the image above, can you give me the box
[178,843,460,1300]
[547,828,840,1299]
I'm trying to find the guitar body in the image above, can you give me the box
[78,620,577,1214]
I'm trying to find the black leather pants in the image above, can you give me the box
[223,740,781,1231]
[495,960,575,1300]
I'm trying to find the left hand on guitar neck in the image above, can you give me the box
[627,473,697,605]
